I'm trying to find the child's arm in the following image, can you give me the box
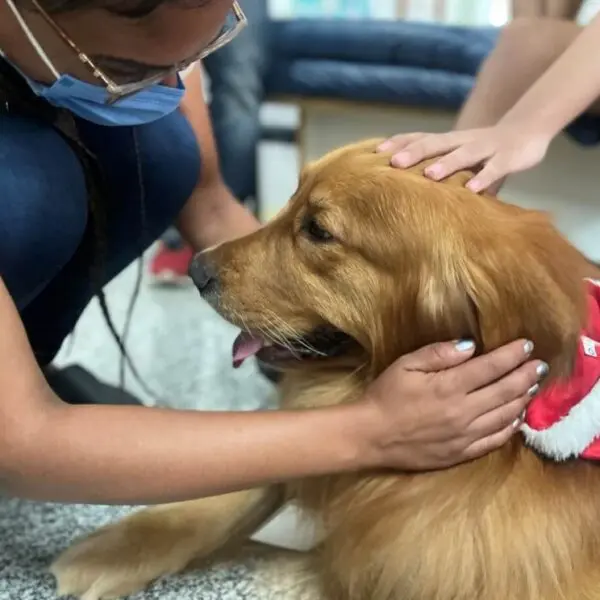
[378,10,600,192]
[512,0,582,19]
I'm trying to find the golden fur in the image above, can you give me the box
[52,140,600,600]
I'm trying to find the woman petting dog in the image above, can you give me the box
[0,0,544,506]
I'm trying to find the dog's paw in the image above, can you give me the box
[51,514,196,600]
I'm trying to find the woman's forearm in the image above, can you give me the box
[500,11,600,135]
[4,399,374,504]
[178,181,260,251]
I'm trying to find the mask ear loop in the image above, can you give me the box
[3,0,60,80]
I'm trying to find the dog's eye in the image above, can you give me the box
[302,216,334,243]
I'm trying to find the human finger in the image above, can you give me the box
[465,156,511,193]
[460,418,522,461]
[376,132,427,154]
[450,339,535,393]
[399,339,476,373]
[390,131,474,168]
[422,143,491,181]
[465,387,535,441]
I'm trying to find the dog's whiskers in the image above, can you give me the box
[260,316,303,359]
[263,309,327,357]
[231,308,331,359]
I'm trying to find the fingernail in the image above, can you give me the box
[391,152,410,167]
[527,383,540,397]
[424,164,444,180]
[536,362,549,378]
[466,179,482,192]
[523,340,534,355]
[512,407,527,429]
[377,141,392,152]
[455,339,475,352]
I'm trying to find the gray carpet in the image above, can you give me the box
[0,498,300,600]
[0,496,324,600]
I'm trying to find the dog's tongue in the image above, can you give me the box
[232,332,264,368]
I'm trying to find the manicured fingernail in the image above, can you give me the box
[391,152,410,167]
[424,164,444,180]
[377,141,392,152]
[455,339,475,352]
[513,408,527,429]
[536,362,549,378]
[523,340,534,355]
[527,383,540,397]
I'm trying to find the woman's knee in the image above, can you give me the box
[0,117,88,308]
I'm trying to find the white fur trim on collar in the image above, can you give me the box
[520,277,600,461]
[520,377,600,461]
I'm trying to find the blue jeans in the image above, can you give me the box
[0,109,201,364]
[203,0,269,202]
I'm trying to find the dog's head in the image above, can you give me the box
[191,139,590,377]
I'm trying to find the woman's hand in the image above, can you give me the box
[359,339,547,470]
[377,125,552,194]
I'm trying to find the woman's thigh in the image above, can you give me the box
[0,114,89,310]
[21,109,201,364]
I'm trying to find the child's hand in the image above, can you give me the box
[377,125,553,194]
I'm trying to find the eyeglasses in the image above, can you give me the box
[8,0,247,104]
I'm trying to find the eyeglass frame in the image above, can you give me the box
[20,0,247,103]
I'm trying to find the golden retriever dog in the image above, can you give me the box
[52,139,600,600]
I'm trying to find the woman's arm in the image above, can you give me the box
[0,277,542,504]
[176,63,259,250]
[0,277,361,504]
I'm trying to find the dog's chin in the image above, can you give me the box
[231,325,360,371]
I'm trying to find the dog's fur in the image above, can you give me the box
[52,140,600,600]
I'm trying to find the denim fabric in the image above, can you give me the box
[0,109,201,364]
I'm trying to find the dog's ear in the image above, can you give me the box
[420,199,589,375]
[367,187,589,377]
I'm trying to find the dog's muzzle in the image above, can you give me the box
[189,252,220,301]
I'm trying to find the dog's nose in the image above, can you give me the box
[189,253,219,294]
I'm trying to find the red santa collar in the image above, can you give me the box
[521,278,600,461]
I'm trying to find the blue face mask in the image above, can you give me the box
[1,0,185,127]
[22,73,186,127]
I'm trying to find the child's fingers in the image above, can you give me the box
[377,133,426,154]
[390,132,464,168]
[422,144,489,181]
[466,157,508,193]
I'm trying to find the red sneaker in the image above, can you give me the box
[148,242,194,285]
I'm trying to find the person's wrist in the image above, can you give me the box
[332,395,390,472]
[498,109,560,142]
